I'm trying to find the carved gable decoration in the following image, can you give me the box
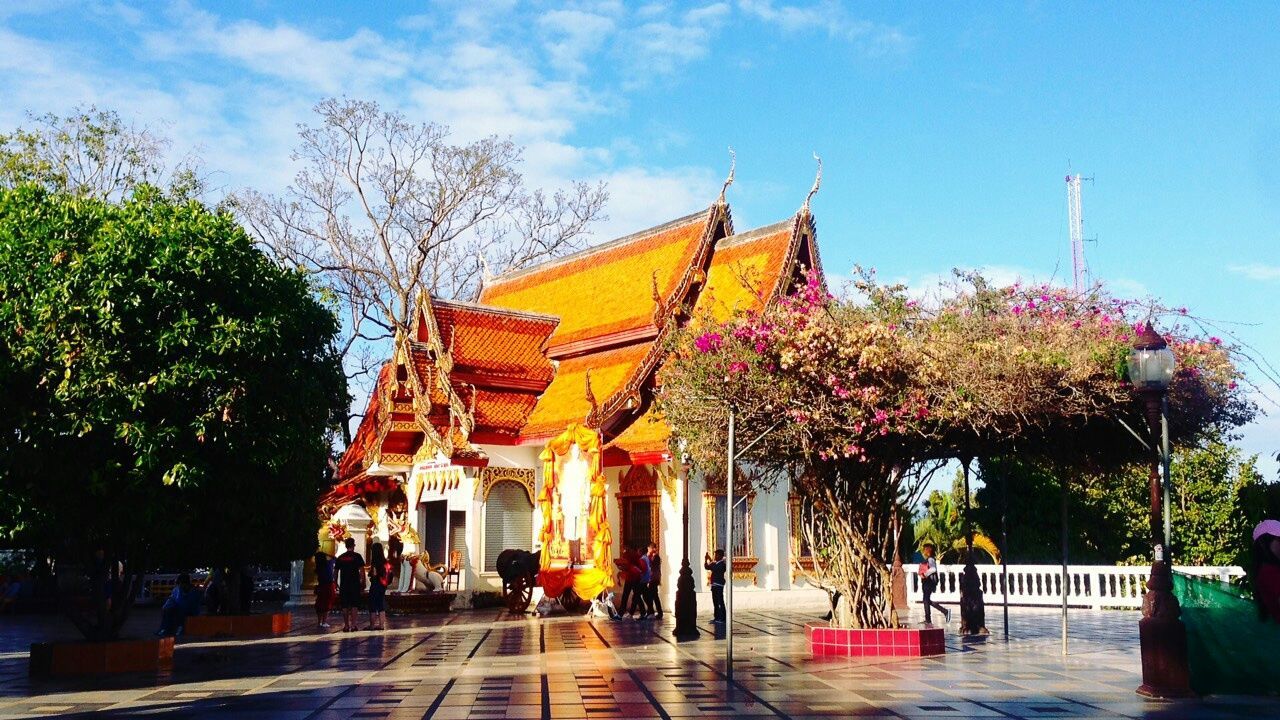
[480,466,535,506]
[619,464,659,497]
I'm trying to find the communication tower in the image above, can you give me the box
[1065,173,1089,292]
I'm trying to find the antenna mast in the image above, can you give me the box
[1066,173,1086,292]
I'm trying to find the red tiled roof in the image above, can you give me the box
[422,298,558,384]
[410,297,559,439]
[461,386,542,437]
[336,363,393,481]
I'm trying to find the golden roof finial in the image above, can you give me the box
[584,370,600,425]
[717,146,736,205]
[802,152,822,214]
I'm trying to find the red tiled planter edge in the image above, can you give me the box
[29,637,174,677]
[183,611,292,637]
[805,624,945,657]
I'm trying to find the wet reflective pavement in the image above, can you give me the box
[0,604,1272,719]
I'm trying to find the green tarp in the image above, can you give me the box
[1173,572,1280,696]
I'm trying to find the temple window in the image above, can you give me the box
[617,465,661,550]
[788,494,815,572]
[703,472,758,584]
[711,495,751,558]
[482,480,534,572]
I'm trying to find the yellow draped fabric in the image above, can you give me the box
[537,423,613,576]
[537,566,613,601]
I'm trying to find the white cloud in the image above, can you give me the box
[588,165,722,240]
[0,0,910,246]
[140,7,410,95]
[539,9,617,75]
[618,3,731,81]
[1229,263,1280,281]
[737,0,913,54]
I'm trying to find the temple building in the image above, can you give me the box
[324,193,824,606]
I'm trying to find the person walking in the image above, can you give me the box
[705,549,726,624]
[615,545,644,619]
[366,542,392,630]
[633,549,653,619]
[313,551,336,629]
[918,543,951,626]
[334,538,366,632]
[645,543,663,619]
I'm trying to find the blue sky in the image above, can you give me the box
[3,1,1277,474]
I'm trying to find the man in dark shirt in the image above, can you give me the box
[645,543,663,618]
[334,538,366,632]
[704,549,726,624]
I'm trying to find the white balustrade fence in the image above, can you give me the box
[906,564,1244,610]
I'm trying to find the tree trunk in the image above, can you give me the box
[226,566,244,615]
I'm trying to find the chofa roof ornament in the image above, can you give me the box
[717,146,736,206]
[801,152,822,215]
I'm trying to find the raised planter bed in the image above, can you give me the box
[806,624,945,657]
[30,637,174,677]
[183,611,292,638]
[388,592,455,614]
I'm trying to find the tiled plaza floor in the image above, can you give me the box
[0,603,1274,719]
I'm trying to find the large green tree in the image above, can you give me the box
[0,185,346,639]
[975,440,1272,567]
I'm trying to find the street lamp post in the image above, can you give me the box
[673,442,700,640]
[1129,323,1192,698]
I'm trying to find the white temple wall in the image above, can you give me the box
[401,441,822,602]
[658,462,682,609]
[472,443,543,594]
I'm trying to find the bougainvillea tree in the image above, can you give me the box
[659,270,1253,628]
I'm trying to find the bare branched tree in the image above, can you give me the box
[0,106,203,201]
[234,98,608,439]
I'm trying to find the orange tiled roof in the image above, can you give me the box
[695,217,802,322]
[479,209,715,352]
[604,409,671,464]
[520,343,651,439]
[334,204,825,476]
[410,349,454,409]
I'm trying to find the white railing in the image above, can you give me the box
[906,564,1244,610]
[135,571,291,604]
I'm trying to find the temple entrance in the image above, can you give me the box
[418,500,447,569]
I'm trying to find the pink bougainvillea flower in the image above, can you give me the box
[695,332,723,353]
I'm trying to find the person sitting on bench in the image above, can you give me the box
[156,573,202,637]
